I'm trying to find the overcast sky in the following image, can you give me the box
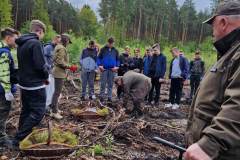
[67,0,212,18]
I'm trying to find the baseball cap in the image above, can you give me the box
[203,1,240,24]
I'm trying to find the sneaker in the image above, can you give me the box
[50,112,63,120]
[107,98,112,102]
[57,109,63,114]
[89,95,96,100]
[81,96,86,101]
[172,104,180,110]
[164,103,173,108]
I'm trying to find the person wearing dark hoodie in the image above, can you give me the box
[80,40,98,100]
[189,51,205,99]
[97,37,119,102]
[147,44,167,105]
[12,20,49,148]
[0,28,19,149]
[117,46,133,98]
[132,48,143,73]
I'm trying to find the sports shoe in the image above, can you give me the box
[50,112,63,120]
[81,96,86,101]
[164,103,173,108]
[89,95,96,100]
[172,104,180,110]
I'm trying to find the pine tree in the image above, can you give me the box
[0,0,13,29]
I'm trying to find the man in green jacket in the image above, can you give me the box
[185,1,240,160]
[0,28,19,149]
[114,70,151,117]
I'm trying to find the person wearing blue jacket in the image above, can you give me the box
[143,48,152,76]
[147,44,166,105]
[80,40,98,100]
[97,37,119,102]
[165,47,189,110]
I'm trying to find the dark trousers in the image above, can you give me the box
[51,78,64,113]
[0,94,11,143]
[190,75,201,99]
[169,78,183,105]
[15,88,46,143]
[148,77,161,103]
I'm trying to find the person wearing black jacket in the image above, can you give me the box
[117,46,134,98]
[12,20,49,148]
[147,44,167,105]
[132,48,143,73]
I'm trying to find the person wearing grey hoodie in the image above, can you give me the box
[80,40,98,100]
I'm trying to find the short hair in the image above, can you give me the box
[1,27,19,39]
[195,51,201,55]
[108,37,115,44]
[89,40,95,46]
[30,20,46,33]
[171,47,179,52]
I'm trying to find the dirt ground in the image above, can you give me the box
[1,79,191,160]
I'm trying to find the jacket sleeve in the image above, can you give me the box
[161,56,167,78]
[54,48,68,69]
[197,61,240,159]
[32,42,49,79]
[97,48,104,66]
[80,49,84,66]
[115,49,120,67]
[182,58,189,80]
[0,53,11,92]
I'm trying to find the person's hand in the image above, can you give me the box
[184,143,211,160]
[44,80,49,85]
[111,67,119,72]
[99,66,105,72]
[159,78,165,83]
[5,92,14,101]
[69,65,78,72]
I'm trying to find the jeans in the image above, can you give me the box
[169,78,183,105]
[190,75,201,99]
[81,71,95,97]
[99,70,116,100]
[0,94,11,144]
[46,74,55,106]
[51,78,64,113]
[148,77,161,103]
[15,88,46,143]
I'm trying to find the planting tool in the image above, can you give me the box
[153,136,186,160]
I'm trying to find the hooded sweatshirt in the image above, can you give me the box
[16,33,49,88]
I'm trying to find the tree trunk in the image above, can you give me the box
[137,2,142,40]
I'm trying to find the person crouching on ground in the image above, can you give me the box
[80,40,98,101]
[114,70,152,118]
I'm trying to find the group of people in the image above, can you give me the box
[1,1,240,159]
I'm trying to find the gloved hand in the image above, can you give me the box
[68,65,78,72]
[5,92,14,101]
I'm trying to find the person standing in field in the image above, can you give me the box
[44,35,61,110]
[143,48,152,76]
[117,46,134,99]
[165,47,189,110]
[185,1,240,160]
[51,34,77,120]
[12,20,49,148]
[147,44,167,105]
[98,37,119,102]
[80,40,98,101]
[189,51,205,100]
[0,28,19,149]
[132,48,143,73]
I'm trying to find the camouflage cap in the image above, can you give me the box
[61,33,72,44]
[203,0,240,24]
